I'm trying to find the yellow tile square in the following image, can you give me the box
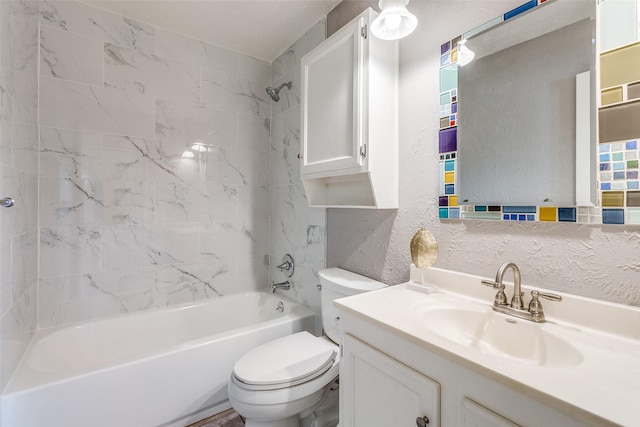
[539,207,557,222]
[444,171,455,184]
[449,195,458,207]
[602,191,624,207]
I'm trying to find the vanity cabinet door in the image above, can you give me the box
[340,334,441,426]
[461,398,520,427]
[301,13,365,176]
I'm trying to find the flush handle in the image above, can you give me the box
[1,197,14,208]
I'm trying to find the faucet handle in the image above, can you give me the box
[481,279,503,289]
[528,291,562,322]
[481,280,507,305]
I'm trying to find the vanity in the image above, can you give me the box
[335,265,640,426]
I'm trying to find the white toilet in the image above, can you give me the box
[228,268,386,427]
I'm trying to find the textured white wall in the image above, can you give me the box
[327,0,640,307]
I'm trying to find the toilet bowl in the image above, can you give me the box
[228,268,386,427]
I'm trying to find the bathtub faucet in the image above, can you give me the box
[271,281,291,293]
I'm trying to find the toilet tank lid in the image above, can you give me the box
[319,268,387,295]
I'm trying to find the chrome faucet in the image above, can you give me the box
[481,262,562,323]
[271,281,291,293]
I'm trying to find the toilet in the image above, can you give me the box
[228,268,387,427]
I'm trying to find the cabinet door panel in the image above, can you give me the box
[341,334,440,426]
[462,398,520,427]
[302,17,363,175]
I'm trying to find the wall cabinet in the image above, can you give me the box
[339,316,592,426]
[300,8,398,208]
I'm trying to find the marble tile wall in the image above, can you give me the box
[269,21,327,334]
[37,0,273,328]
[0,0,39,392]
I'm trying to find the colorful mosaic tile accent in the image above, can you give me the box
[438,0,636,226]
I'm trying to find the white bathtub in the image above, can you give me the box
[0,292,315,427]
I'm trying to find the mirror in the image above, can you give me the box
[437,0,636,224]
[458,1,596,206]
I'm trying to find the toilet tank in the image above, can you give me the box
[319,268,387,344]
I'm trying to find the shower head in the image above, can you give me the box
[266,81,292,102]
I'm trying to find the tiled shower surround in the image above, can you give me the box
[0,0,326,391]
[36,0,325,329]
[0,0,40,392]
[38,0,273,327]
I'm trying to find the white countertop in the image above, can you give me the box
[334,267,640,426]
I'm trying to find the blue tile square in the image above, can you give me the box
[600,144,611,153]
[527,215,535,221]
[600,163,610,171]
[558,207,576,222]
[510,214,518,220]
[475,205,487,212]
[614,171,625,180]
[613,162,625,171]
[444,184,455,195]
[503,214,510,220]
[440,53,451,67]
[504,0,537,20]
[602,209,624,224]
[600,153,611,162]
[444,160,455,171]
[601,182,612,190]
[450,208,460,219]
[439,207,449,219]
[626,140,638,150]
[628,181,640,190]
[518,214,526,221]
[503,206,536,214]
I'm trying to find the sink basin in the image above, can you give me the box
[421,307,584,368]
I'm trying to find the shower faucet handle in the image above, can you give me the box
[276,254,295,277]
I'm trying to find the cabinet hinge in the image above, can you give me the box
[360,144,367,158]
[361,24,367,39]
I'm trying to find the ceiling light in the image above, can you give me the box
[181,150,195,158]
[371,0,418,41]
[457,39,475,66]
[191,142,207,152]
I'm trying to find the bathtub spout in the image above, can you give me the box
[271,281,291,293]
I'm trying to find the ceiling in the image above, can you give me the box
[81,0,342,62]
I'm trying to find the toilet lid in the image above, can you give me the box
[233,332,337,389]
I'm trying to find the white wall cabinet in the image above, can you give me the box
[339,314,592,426]
[300,8,398,208]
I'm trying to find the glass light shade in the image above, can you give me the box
[371,0,418,40]
[457,39,475,66]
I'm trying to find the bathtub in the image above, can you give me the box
[0,292,315,427]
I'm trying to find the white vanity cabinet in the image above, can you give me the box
[338,313,596,427]
[300,8,398,208]
[340,334,440,426]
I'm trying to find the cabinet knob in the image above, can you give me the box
[1,197,14,208]
[416,416,430,426]
[297,154,303,159]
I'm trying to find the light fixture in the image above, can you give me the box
[371,0,418,40]
[181,150,195,158]
[457,39,475,66]
[191,141,207,152]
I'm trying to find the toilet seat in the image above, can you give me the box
[233,332,337,391]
